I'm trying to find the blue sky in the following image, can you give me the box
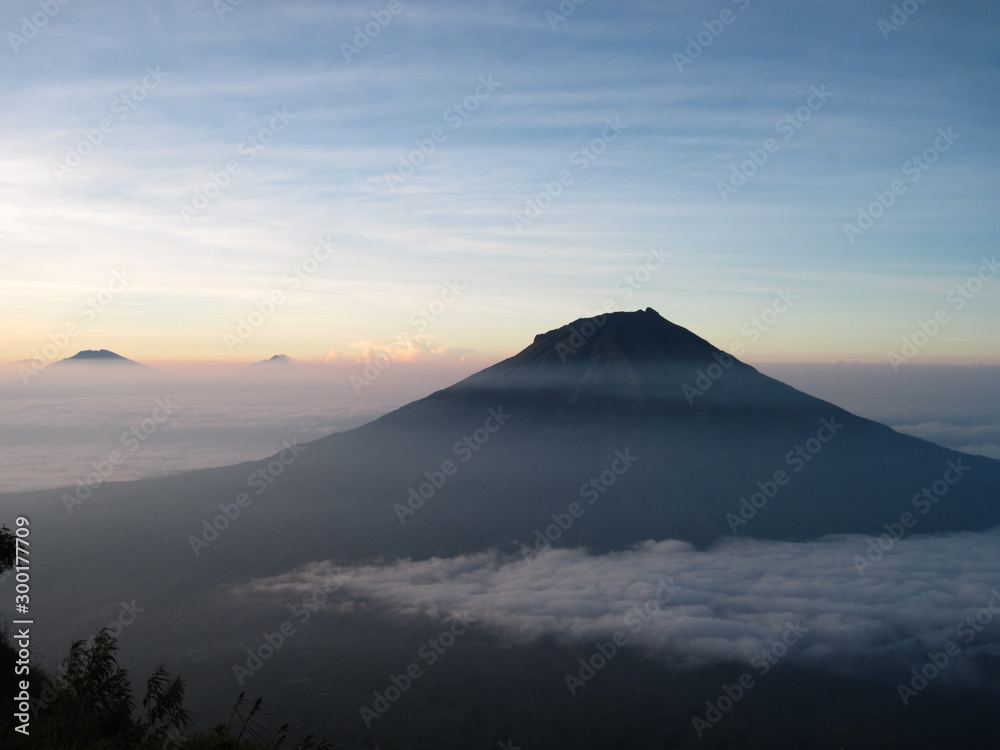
[1,0,997,367]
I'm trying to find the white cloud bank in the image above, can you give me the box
[893,421,1000,460]
[0,390,390,492]
[238,530,1000,687]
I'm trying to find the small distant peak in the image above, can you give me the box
[251,354,293,366]
[63,350,139,364]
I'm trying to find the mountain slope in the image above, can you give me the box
[51,349,145,366]
[5,308,996,594]
[2,309,997,748]
[272,308,998,562]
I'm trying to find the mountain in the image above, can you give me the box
[246,354,294,368]
[3,308,1000,748]
[7,308,1000,583]
[2,349,178,395]
[242,353,298,378]
[265,307,998,560]
[51,348,145,366]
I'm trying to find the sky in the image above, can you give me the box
[1,0,998,373]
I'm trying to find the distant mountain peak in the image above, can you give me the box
[249,354,294,367]
[61,349,141,365]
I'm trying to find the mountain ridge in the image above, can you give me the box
[57,348,142,364]
[3,309,999,573]
[1,308,999,719]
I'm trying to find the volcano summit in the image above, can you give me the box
[2,308,1000,749]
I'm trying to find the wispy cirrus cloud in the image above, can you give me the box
[2,1,997,364]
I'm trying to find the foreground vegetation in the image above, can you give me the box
[0,524,332,748]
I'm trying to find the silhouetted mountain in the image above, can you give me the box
[248,354,294,367]
[7,308,1000,584]
[256,307,996,562]
[1,349,178,396]
[53,349,144,366]
[3,308,1000,748]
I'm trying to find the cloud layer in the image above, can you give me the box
[893,421,1000,460]
[237,530,1000,687]
[0,389,388,492]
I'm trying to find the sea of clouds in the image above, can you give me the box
[237,530,1000,688]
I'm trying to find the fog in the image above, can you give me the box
[0,357,488,491]
[3,357,999,746]
[2,361,997,493]
[237,530,1000,687]
[759,363,1000,459]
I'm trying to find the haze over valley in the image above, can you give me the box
[2,1,998,747]
[2,311,1000,748]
